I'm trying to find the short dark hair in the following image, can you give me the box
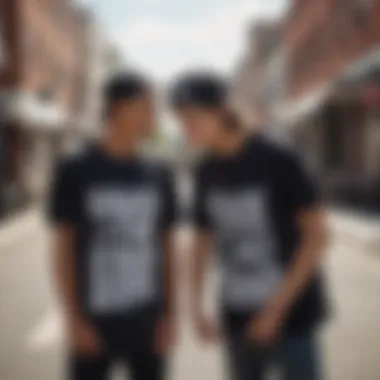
[169,71,229,109]
[103,72,151,118]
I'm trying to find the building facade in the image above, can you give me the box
[286,0,380,100]
[0,0,90,218]
[233,21,286,130]
[282,0,380,213]
[74,18,127,149]
[234,0,380,213]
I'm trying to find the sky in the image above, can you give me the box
[78,0,288,80]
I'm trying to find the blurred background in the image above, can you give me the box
[1,0,380,379]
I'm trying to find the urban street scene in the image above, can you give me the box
[1,0,380,379]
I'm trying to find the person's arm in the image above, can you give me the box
[250,153,328,344]
[266,207,327,317]
[52,223,82,322]
[49,160,81,319]
[49,159,101,354]
[189,165,217,343]
[155,167,179,353]
[161,229,177,320]
[159,168,179,318]
[191,229,213,319]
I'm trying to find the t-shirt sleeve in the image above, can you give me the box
[160,167,178,230]
[280,150,320,210]
[48,158,81,225]
[192,164,211,229]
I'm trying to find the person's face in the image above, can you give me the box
[112,92,157,141]
[174,107,223,149]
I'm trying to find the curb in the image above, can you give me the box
[329,211,380,252]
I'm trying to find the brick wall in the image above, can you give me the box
[69,9,90,120]
[234,21,282,124]
[0,0,89,117]
[0,0,21,88]
[286,0,380,101]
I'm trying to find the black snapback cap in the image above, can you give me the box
[104,72,151,107]
[170,72,229,109]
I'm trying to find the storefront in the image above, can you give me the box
[0,91,67,220]
[280,50,380,215]
[275,83,334,175]
[319,57,380,214]
[0,103,5,217]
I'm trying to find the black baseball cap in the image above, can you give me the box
[169,71,229,109]
[103,72,152,116]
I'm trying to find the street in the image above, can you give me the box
[1,219,380,380]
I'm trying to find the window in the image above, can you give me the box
[51,63,65,89]
[353,0,372,28]
[38,85,57,102]
[293,28,325,82]
[0,21,6,68]
[333,1,351,46]
[323,106,345,171]
[356,0,372,8]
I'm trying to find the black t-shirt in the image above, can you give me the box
[49,146,177,322]
[192,135,327,335]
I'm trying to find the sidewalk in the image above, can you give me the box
[328,209,380,252]
[0,206,44,251]
[1,206,380,254]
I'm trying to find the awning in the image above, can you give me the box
[0,91,69,132]
[274,48,380,127]
[274,83,333,126]
[331,49,380,102]
[342,48,380,82]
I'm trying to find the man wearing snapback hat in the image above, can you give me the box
[50,73,177,380]
[170,71,329,380]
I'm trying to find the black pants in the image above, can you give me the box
[69,306,165,380]
[226,331,321,380]
[69,350,165,380]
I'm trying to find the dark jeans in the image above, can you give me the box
[226,331,321,380]
[69,350,165,380]
[69,306,165,380]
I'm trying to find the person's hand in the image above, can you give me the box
[67,316,103,355]
[155,315,177,354]
[247,307,285,346]
[194,313,220,344]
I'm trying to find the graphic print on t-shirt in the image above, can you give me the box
[208,187,282,309]
[86,186,160,314]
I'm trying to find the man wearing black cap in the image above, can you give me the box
[50,73,177,380]
[170,72,328,380]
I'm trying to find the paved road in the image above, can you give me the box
[1,222,380,380]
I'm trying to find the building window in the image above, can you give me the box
[38,86,56,102]
[24,28,46,67]
[333,1,351,46]
[356,0,372,8]
[0,16,7,68]
[353,0,372,28]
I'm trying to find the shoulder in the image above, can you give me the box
[258,137,318,196]
[54,146,94,179]
[55,153,81,175]
[254,135,302,170]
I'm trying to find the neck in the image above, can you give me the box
[101,126,139,159]
[212,127,248,157]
